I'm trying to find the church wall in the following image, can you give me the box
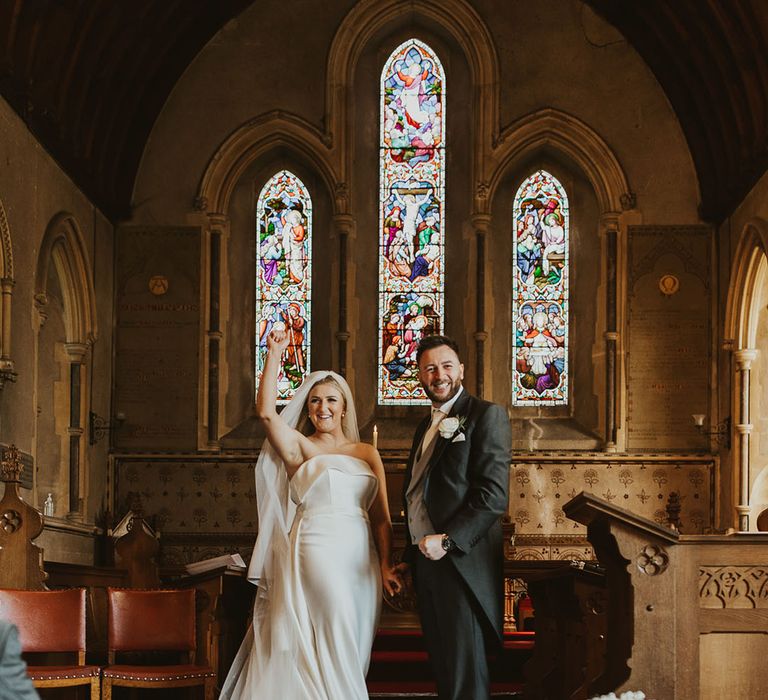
[133,0,357,225]
[0,95,115,563]
[119,0,716,558]
[132,0,700,414]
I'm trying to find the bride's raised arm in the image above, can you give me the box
[256,329,307,475]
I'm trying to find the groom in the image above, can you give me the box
[400,334,510,700]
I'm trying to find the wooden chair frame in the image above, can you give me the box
[0,587,100,699]
[102,587,215,700]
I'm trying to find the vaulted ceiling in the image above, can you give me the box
[1,1,766,223]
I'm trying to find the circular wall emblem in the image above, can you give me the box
[149,275,169,296]
[658,274,679,296]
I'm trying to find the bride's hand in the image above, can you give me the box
[267,329,290,354]
[381,563,403,597]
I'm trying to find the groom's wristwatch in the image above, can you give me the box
[441,534,456,552]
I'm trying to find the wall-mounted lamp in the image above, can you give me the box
[89,411,125,445]
[692,414,730,449]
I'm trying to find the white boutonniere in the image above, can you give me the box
[439,415,467,441]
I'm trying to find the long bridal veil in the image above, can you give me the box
[219,371,359,699]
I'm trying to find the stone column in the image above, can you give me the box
[0,277,15,387]
[206,218,225,448]
[734,348,758,531]
[472,214,490,398]
[64,342,87,521]
[333,213,354,378]
[603,215,619,450]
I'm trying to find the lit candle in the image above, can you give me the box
[373,424,378,450]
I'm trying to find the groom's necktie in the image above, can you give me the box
[416,408,443,462]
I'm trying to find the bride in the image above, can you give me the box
[220,329,401,699]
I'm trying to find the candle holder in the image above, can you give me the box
[691,414,730,449]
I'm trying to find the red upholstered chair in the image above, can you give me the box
[102,587,215,700]
[0,587,100,699]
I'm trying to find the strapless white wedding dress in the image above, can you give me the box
[220,454,382,699]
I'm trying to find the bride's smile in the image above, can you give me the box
[307,383,346,435]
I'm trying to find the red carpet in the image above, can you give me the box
[366,629,533,698]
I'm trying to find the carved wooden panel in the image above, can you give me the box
[699,566,768,608]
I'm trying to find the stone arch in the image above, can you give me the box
[34,212,97,346]
[197,112,339,216]
[724,218,768,349]
[485,108,632,215]
[327,0,499,183]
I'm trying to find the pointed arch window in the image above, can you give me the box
[378,39,445,404]
[512,170,569,405]
[255,170,312,402]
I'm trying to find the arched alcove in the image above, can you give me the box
[202,143,337,444]
[483,109,632,449]
[724,217,768,530]
[33,213,97,518]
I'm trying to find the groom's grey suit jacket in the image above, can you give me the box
[403,390,511,640]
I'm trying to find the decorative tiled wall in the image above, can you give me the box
[510,455,713,537]
[115,457,259,567]
[115,453,715,566]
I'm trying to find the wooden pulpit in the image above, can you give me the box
[561,491,768,700]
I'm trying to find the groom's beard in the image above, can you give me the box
[421,376,461,405]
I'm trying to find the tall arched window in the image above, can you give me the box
[512,170,569,405]
[378,39,445,404]
[255,170,312,402]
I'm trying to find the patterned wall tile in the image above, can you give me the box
[510,458,713,535]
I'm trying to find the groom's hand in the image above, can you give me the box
[419,534,447,561]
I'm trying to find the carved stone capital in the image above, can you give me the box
[471,213,491,235]
[734,348,759,370]
[332,214,355,238]
[64,342,88,362]
[0,365,17,390]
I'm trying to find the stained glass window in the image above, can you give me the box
[512,170,569,405]
[255,170,312,402]
[378,39,445,404]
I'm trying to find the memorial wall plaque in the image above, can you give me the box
[626,226,712,450]
[114,227,201,450]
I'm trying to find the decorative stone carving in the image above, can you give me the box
[699,566,768,608]
[620,191,637,210]
[334,181,349,213]
[636,544,669,576]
